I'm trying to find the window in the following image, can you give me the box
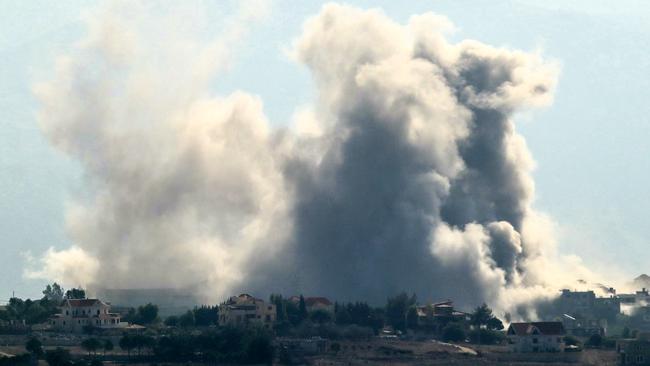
[532,338,538,344]
[557,338,561,343]
[265,315,271,322]
[66,310,69,315]
[638,355,645,363]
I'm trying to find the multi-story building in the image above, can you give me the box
[507,322,566,353]
[617,339,650,365]
[416,300,469,333]
[218,294,276,329]
[49,299,126,333]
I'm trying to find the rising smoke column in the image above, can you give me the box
[31,1,291,303]
[267,5,560,314]
[32,2,591,316]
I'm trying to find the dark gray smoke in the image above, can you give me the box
[31,2,596,317]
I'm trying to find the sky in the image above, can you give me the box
[1,0,649,300]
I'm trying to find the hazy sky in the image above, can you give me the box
[2,0,649,299]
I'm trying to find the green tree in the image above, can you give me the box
[81,338,102,356]
[25,337,44,359]
[470,303,493,328]
[43,283,64,303]
[179,310,195,327]
[244,331,274,364]
[136,303,159,325]
[586,334,603,348]
[406,306,419,330]
[45,348,71,366]
[164,315,179,327]
[385,292,416,331]
[486,317,504,330]
[442,323,466,342]
[103,339,113,356]
[298,295,308,322]
[65,288,86,300]
[310,309,332,324]
[622,327,631,338]
[193,306,218,326]
[564,335,581,347]
[119,335,136,357]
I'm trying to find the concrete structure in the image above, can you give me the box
[556,289,621,334]
[49,299,126,333]
[617,339,650,365]
[507,322,566,353]
[218,294,276,329]
[619,289,650,307]
[416,300,469,333]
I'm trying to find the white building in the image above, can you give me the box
[507,322,566,353]
[218,294,276,329]
[49,299,127,333]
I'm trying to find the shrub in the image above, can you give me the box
[442,323,465,342]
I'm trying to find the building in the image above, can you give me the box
[556,289,621,333]
[415,300,469,334]
[619,289,650,307]
[49,299,126,333]
[218,294,276,329]
[507,322,566,353]
[617,339,650,365]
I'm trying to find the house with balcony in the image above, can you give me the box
[49,299,126,333]
[218,294,276,329]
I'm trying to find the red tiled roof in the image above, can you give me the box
[508,322,565,336]
[305,297,332,307]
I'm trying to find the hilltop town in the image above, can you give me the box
[2,281,650,366]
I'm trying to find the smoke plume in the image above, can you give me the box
[30,2,595,317]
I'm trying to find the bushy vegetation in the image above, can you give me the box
[151,326,274,364]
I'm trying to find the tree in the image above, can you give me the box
[486,317,504,331]
[81,338,102,356]
[25,337,44,359]
[103,339,114,356]
[65,288,86,300]
[43,283,64,303]
[310,309,332,324]
[442,323,466,342]
[386,292,416,331]
[298,295,308,322]
[164,315,179,327]
[244,331,274,364]
[406,306,419,330]
[179,310,195,327]
[119,335,136,357]
[622,327,631,339]
[136,303,159,325]
[470,303,493,328]
[193,305,218,326]
[586,334,603,348]
[564,335,581,347]
[45,348,71,366]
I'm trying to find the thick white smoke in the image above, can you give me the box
[31,2,598,316]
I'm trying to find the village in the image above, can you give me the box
[2,282,650,366]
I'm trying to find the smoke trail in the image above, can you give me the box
[31,2,596,316]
